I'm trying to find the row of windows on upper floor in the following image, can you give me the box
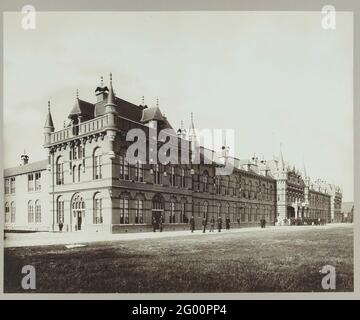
[4,172,42,195]
[55,151,276,201]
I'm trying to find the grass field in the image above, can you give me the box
[4,224,353,293]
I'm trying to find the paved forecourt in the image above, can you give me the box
[4,223,352,248]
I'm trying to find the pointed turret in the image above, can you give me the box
[44,101,54,145]
[278,144,285,172]
[105,73,118,115]
[95,76,109,102]
[44,101,54,130]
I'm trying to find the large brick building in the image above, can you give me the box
[3,75,342,233]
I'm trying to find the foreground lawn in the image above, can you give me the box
[4,225,353,293]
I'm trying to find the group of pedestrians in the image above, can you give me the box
[189,215,231,233]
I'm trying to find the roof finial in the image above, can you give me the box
[76,89,79,99]
[190,112,195,130]
[110,72,113,84]
[100,76,104,87]
[181,120,184,130]
[156,96,159,107]
[63,121,66,128]
[48,100,51,112]
[142,95,145,106]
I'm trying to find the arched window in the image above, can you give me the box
[28,200,34,223]
[135,198,143,224]
[56,196,64,224]
[4,202,10,223]
[215,176,221,194]
[93,148,102,180]
[180,168,186,188]
[152,194,164,210]
[203,201,209,219]
[35,200,41,223]
[10,202,15,223]
[93,193,103,224]
[56,156,64,185]
[170,199,176,223]
[216,203,221,218]
[120,197,129,224]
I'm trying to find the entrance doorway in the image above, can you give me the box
[152,194,164,230]
[71,193,85,231]
[287,206,295,219]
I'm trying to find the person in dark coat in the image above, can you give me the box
[217,216,222,232]
[152,216,157,232]
[159,215,163,232]
[225,216,230,230]
[210,216,215,232]
[59,220,64,233]
[202,218,207,233]
[190,215,195,233]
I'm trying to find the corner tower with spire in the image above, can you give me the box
[275,144,287,224]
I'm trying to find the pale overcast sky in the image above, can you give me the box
[3,11,353,201]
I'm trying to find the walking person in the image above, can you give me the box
[210,216,215,232]
[59,219,64,233]
[225,216,230,230]
[152,216,157,232]
[217,215,222,232]
[190,215,195,233]
[202,217,207,233]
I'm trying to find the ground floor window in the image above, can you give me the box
[5,202,10,223]
[135,199,143,224]
[35,200,41,223]
[94,193,103,224]
[10,202,15,223]
[120,198,129,224]
[169,201,176,223]
[180,202,187,223]
[57,197,64,224]
[28,201,34,223]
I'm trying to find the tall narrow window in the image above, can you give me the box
[216,177,221,194]
[180,168,186,188]
[203,201,209,219]
[93,193,103,224]
[120,198,129,224]
[170,201,176,223]
[78,165,82,182]
[216,203,221,218]
[28,173,34,192]
[119,155,130,180]
[135,199,143,224]
[35,200,41,223]
[5,179,10,195]
[170,167,176,187]
[10,177,15,194]
[180,202,186,223]
[93,148,102,179]
[56,157,64,185]
[203,171,209,193]
[35,172,41,191]
[10,202,15,223]
[4,202,10,223]
[226,203,230,219]
[154,164,162,184]
[28,201,34,223]
[72,165,76,183]
[56,196,64,224]
[135,161,143,182]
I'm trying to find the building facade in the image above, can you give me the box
[3,75,342,233]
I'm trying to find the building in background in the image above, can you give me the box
[3,74,344,233]
[341,202,354,223]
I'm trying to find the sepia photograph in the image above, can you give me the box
[2,8,354,294]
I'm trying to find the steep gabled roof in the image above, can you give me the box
[68,99,95,119]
